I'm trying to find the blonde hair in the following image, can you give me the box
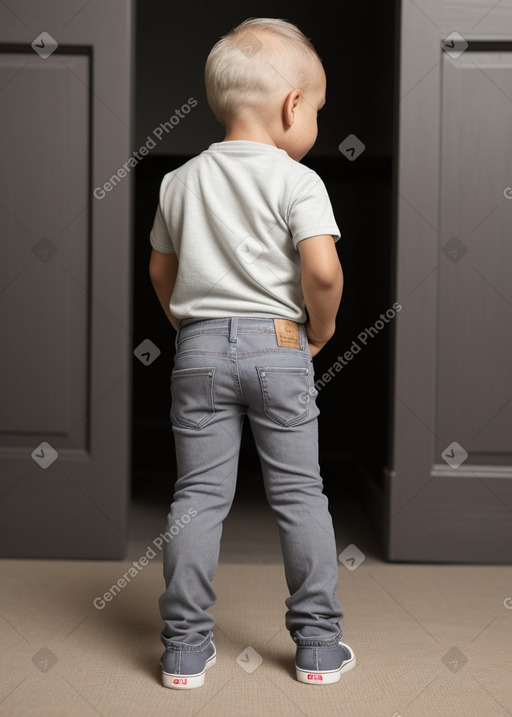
[205,18,322,126]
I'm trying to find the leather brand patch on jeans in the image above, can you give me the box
[273,318,301,349]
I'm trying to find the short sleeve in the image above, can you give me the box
[149,174,176,254]
[287,171,341,250]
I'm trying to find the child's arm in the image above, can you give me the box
[149,248,181,330]
[298,234,343,357]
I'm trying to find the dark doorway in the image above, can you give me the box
[131,1,398,561]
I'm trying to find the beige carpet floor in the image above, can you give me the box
[1,488,512,716]
[1,557,512,716]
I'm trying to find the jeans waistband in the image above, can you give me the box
[178,316,303,338]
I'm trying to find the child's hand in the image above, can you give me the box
[307,338,324,357]
[305,321,334,357]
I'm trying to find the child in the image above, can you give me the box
[149,17,355,689]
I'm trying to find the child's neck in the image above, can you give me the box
[222,126,278,148]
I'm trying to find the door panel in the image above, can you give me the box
[0,1,133,558]
[0,53,89,449]
[438,51,512,459]
[388,0,512,562]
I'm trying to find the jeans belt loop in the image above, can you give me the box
[229,317,238,343]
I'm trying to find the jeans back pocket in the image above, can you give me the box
[170,367,216,430]
[256,366,310,427]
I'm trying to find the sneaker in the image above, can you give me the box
[294,635,356,685]
[161,633,216,690]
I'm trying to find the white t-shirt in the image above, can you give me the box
[149,140,341,323]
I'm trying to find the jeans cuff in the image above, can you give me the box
[292,625,343,647]
[161,630,213,652]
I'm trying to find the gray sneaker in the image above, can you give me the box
[294,630,356,685]
[161,632,216,689]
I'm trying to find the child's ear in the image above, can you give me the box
[283,89,303,127]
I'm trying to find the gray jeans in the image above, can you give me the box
[158,317,344,648]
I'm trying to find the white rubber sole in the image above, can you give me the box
[295,642,356,685]
[162,651,216,690]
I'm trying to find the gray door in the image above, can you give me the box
[0,1,134,557]
[388,1,512,562]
